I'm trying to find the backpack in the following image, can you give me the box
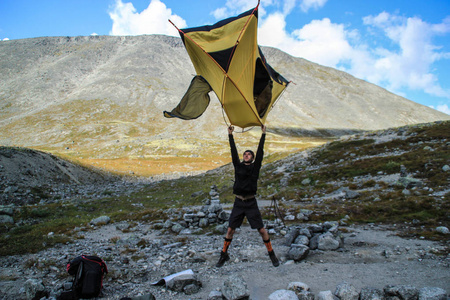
[64,255,108,299]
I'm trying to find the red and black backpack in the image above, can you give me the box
[66,255,108,299]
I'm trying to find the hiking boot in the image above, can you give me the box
[216,251,229,268]
[268,250,280,267]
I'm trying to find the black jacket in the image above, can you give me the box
[229,133,265,196]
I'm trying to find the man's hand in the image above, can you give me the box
[261,125,266,134]
[228,126,235,135]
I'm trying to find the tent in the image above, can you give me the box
[164,1,289,129]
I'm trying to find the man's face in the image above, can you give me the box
[243,151,254,163]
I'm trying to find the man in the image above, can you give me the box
[216,125,280,268]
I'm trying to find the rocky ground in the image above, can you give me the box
[1,122,449,299]
[0,215,449,299]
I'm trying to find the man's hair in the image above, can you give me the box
[243,150,255,160]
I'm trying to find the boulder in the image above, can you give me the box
[269,289,299,300]
[287,244,310,261]
[287,281,310,292]
[208,290,224,300]
[284,227,299,246]
[166,273,202,294]
[221,274,250,300]
[318,290,337,300]
[384,285,418,300]
[297,290,316,300]
[418,287,447,300]
[89,215,111,226]
[360,287,384,300]
[293,235,309,245]
[335,282,359,300]
[435,226,449,234]
[24,279,47,300]
[318,232,341,250]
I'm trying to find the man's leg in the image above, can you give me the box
[258,227,280,267]
[216,227,235,267]
[223,227,235,252]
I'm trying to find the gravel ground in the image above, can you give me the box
[2,221,448,300]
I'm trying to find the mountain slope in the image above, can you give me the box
[0,35,448,174]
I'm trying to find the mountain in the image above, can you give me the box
[0,35,448,175]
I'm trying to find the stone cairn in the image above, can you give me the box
[283,220,346,262]
[162,185,230,234]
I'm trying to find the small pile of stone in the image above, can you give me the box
[159,186,230,234]
[284,221,344,262]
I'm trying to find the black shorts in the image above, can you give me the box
[228,197,264,230]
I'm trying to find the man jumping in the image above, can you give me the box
[216,125,280,268]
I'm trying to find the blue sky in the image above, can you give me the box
[1,0,449,115]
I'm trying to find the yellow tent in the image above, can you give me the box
[164,1,289,129]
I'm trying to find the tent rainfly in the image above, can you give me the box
[164,1,289,129]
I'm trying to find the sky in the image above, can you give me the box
[1,0,449,115]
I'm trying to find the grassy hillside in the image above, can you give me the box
[0,121,448,256]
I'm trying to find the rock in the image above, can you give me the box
[166,273,202,294]
[90,215,111,226]
[360,287,384,300]
[269,289,299,300]
[309,234,320,250]
[397,177,423,189]
[218,210,229,221]
[163,219,173,228]
[384,285,418,300]
[400,165,408,177]
[335,282,359,300]
[293,235,309,245]
[215,223,228,234]
[287,244,310,261]
[209,204,222,213]
[221,274,250,300]
[299,228,312,238]
[199,218,209,227]
[184,283,202,295]
[345,189,360,199]
[442,165,450,172]
[24,279,47,300]
[418,287,447,300]
[318,290,337,300]
[308,224,323,233]
[288,281,310,292]
[302,178,312,185]
[208,290,224,300]
[171,223,184,233]
[0,214,14,224]
[318,232,341,250]
[435,226,449,234]
[297,290,316,300]
[0,206,14,216]
[285,214,295,221]
[284,227,299,246]
[297,212,309,220]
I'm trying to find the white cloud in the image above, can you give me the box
[258,7,450,102]
[109,0,187,37]
[300,0,328,13]
[430,104,450,115]
[1,38,9,41]
[259,15,353,67]
[359,12,450,98]
[211,0,257,19]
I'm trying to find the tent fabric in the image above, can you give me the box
[165,2,289,128]
[163,75,212,120]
